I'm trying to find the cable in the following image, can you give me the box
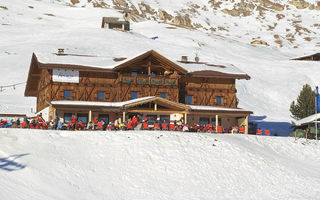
[0,82,26,92]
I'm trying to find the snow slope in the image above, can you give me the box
[0,129,320,199]
[0,0,320,134]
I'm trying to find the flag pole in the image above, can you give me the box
[316,86,318,141]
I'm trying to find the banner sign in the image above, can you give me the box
[316,86,320,112]
[52,69,79,83]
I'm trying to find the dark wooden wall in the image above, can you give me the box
[180,77,237,108]
[36,70,238,112]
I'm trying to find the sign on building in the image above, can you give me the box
[52,69,79,83]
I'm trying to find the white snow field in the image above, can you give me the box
[0,129,320,200]
[0,0,320,135]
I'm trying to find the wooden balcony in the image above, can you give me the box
[121,74,178,86]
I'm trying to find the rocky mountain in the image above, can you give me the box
[54,0,320,48]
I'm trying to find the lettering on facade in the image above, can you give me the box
[52,69,79,83]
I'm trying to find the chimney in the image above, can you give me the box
[181,56,188,62]
[195,54,199,62]
[57,48,64,55]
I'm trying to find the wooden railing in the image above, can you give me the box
[121,74,178,86]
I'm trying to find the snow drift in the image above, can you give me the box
[0,129,319,199]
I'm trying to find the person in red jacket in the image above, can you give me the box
[132,116,138,128]
[154,121,160,130]
[207,123,213,133]
[97,121,104,130]
[93,118,98,130]
[169,122,175,131]
[79,121,85,130]
[21,121,27,128]
[37,113,44,123]
[126,120,132,130]
[71,115,77,131]
[162,120,168,130]
[143,120,148,130]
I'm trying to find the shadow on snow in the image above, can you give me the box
[0,153,30,172]
[250,115,293,136]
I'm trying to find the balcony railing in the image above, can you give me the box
[121,74,178,86]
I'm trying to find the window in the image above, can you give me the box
[216,97,223,105]
[64,90,71,98]
[64,113,73,123]
[150,72,156,77]
[200,118,209,126]
[131,92,138,99]
[98,114,109,123]
[131,71,137,76]
[77,114,88,124]
[186,95,192,104]
[160,115,170,123]
[97,92,104,100]
[160,93,166,99]
[147,115,157,124]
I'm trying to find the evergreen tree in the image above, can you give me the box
[290,84,315,120]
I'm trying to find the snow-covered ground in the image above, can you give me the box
[0,0,320,135]
[0,129,319,199]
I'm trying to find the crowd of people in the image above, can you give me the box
[0,113,247,134]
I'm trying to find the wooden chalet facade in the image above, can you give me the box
[25,50,252,133]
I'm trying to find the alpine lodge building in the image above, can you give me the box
[25,49,253,133]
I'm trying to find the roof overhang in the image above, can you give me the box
[189,70,251,80]
[188,105,253,116]
[39,63,115,73]
[123,96,189,111]
[25,53,41,97]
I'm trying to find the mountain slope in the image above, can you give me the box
[0,0,320,134]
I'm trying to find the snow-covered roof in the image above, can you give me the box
[188,105,252,113]
[176,62,247,75]
[51,97,252,114]
[294,113,320,126]
[51,96,155,108]
[35,49,248,76]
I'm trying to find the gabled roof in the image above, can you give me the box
[292,53,320,61]
[102,17,129,24]
[25,49,251,97]
[123,96,188,110]
[24,53,115,97]
[112,50,188,75]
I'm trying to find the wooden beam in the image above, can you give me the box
[216,115,218,132]
[123,111,126,122]
[154,103,157,111]
[188,112,249,117]
[127,109,184,114]
[245,115,249,134]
